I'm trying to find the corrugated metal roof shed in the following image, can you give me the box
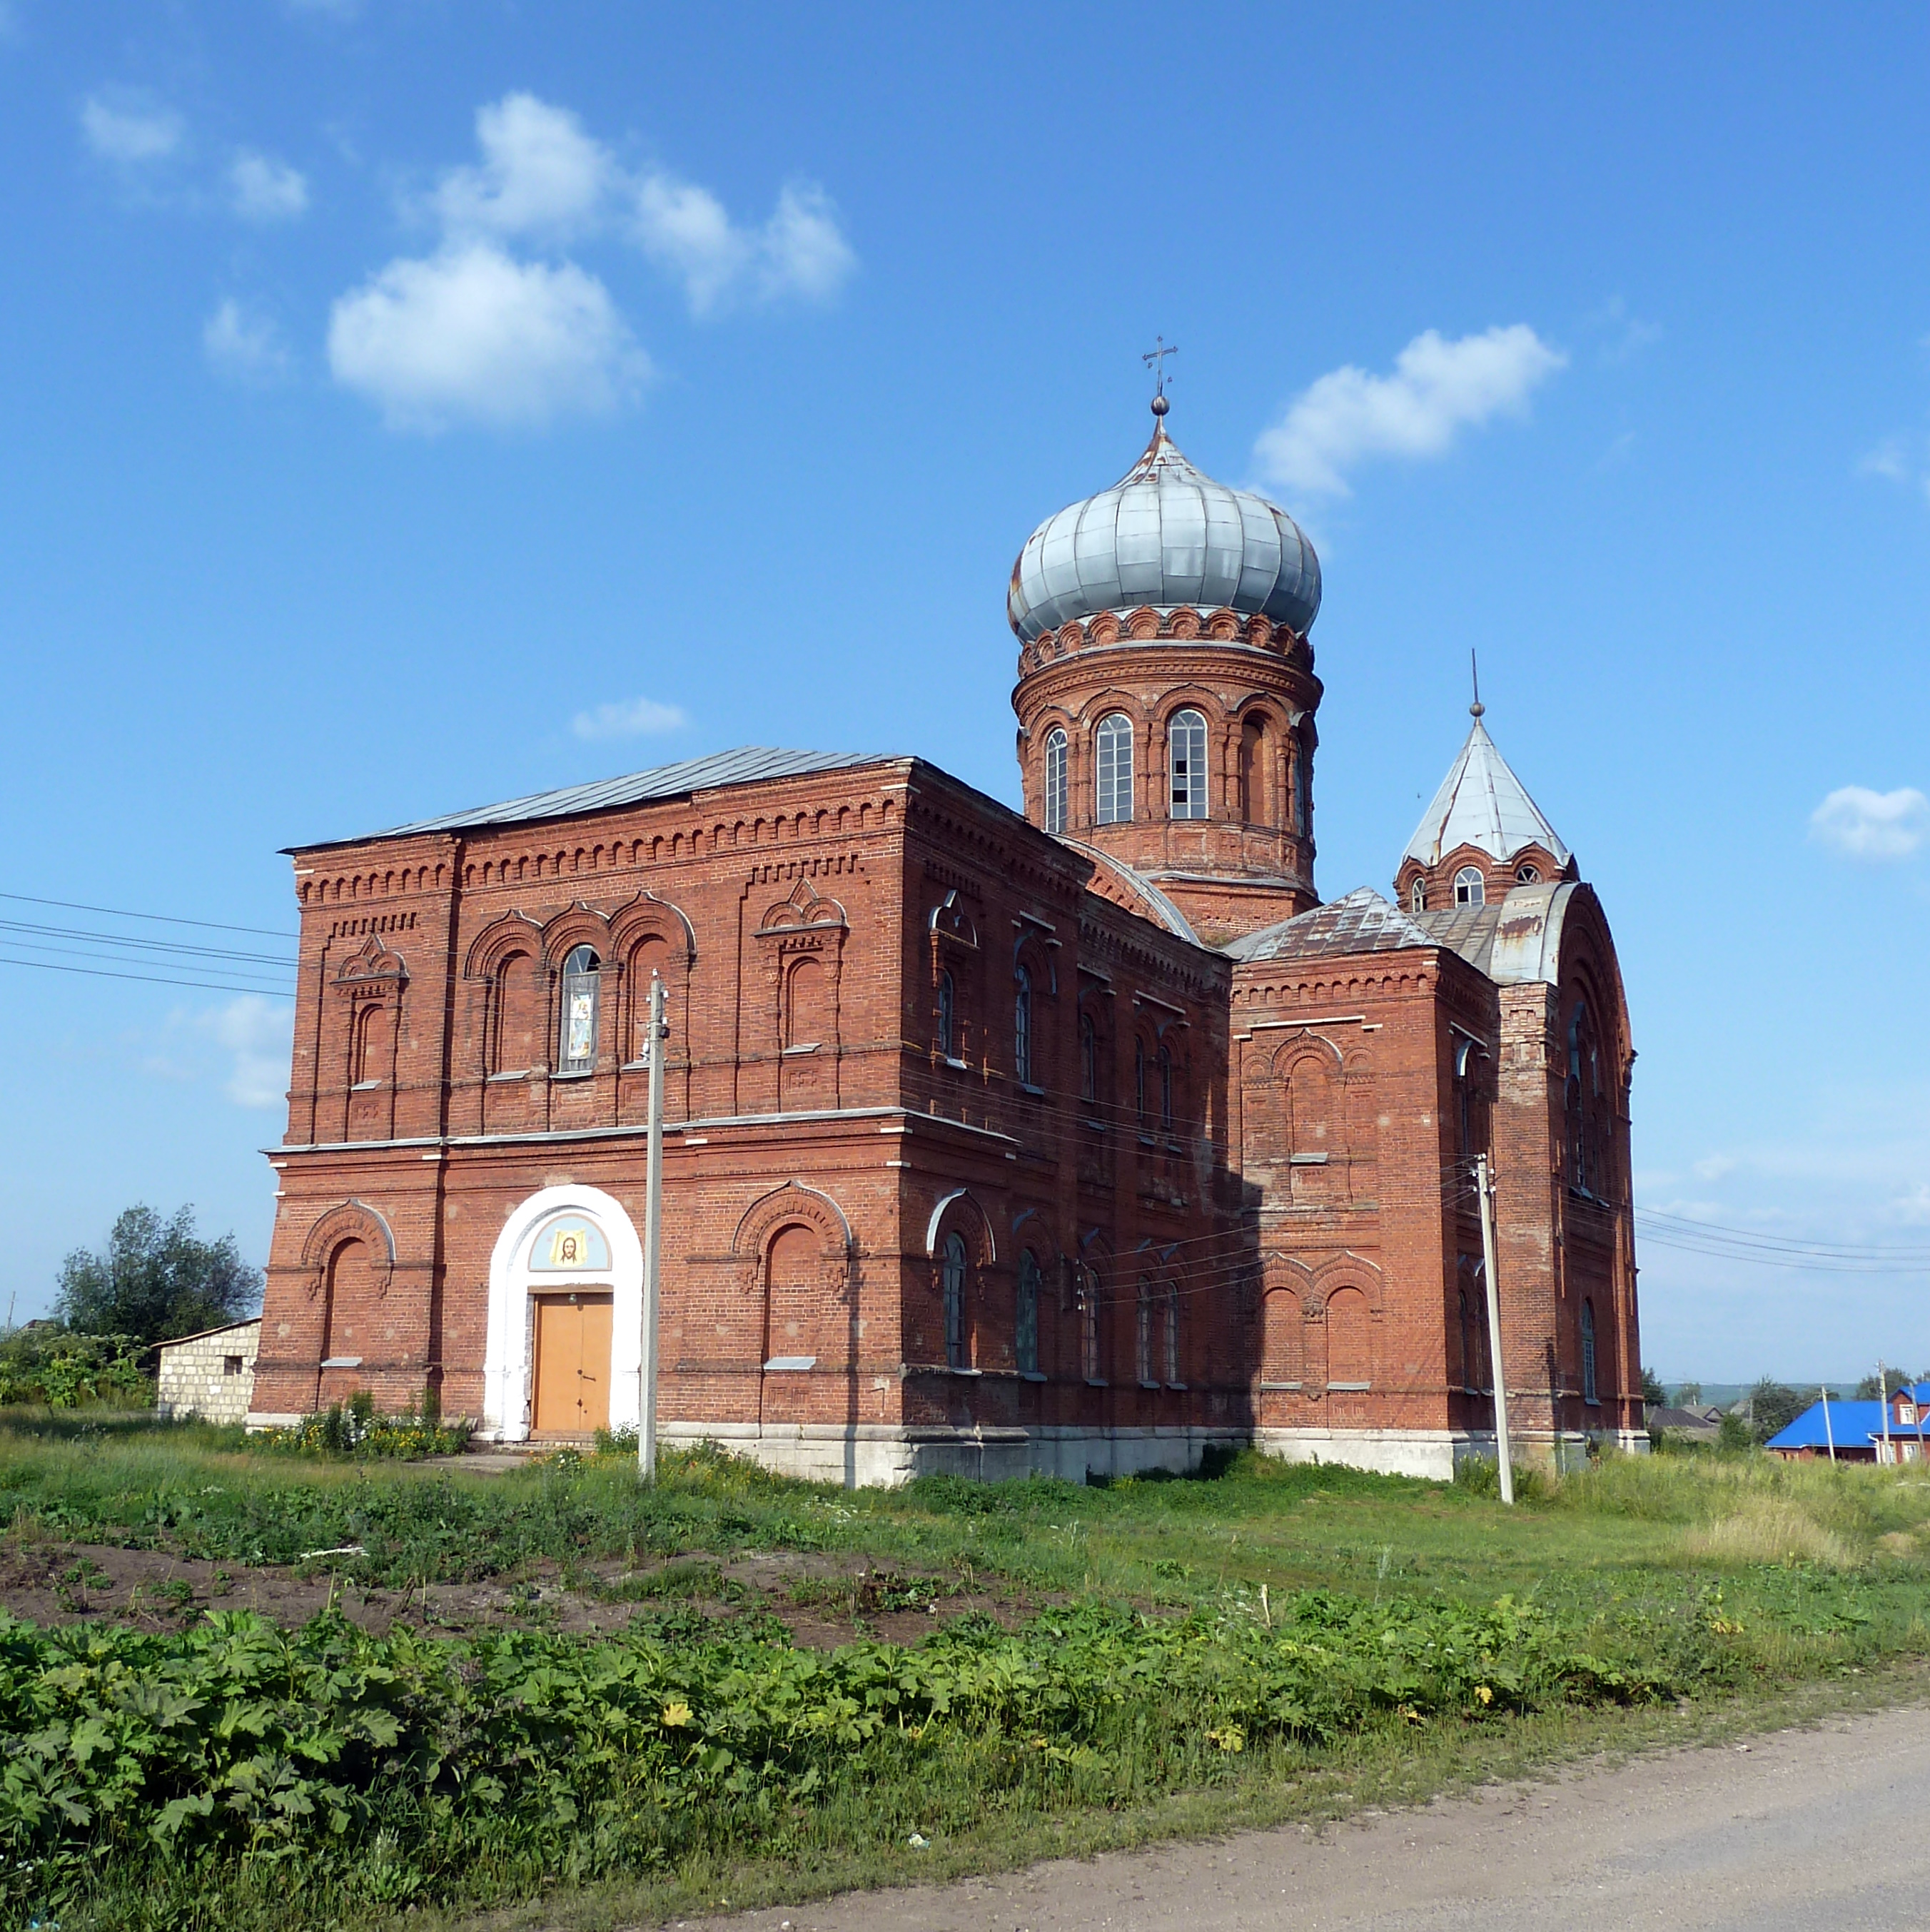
[303,747,891,847]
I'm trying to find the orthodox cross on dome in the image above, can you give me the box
[1470,647,1485,719]
[1143,335,1178,415]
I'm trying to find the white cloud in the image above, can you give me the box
[328,241,648,431]
[431,92,612,240]
[572,696,688,740]
[229,149,308,221]
[80,92,183,165]
[1255,324,1567,497]
[759,181,858,303]
[203,298,292,383]
[633,169,854,313]
[1858,436,1911,482]
[1586,293,1662,365]
[195,996,292,1109]
[1809,785,1930,861]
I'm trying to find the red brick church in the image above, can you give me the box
[253,398,1643,1481]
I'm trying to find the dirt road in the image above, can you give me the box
[689,1704,1930,1931]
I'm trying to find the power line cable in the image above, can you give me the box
[0,954,296,998]
[0,889,294,939]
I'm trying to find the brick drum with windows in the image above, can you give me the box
[254,398,1643,1481]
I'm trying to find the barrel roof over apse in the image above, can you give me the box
[1403,714,1571,870]
[1007,413,1321,643]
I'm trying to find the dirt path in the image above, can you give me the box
[687,1702,1930,1931]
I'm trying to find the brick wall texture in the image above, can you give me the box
[255,595,1641,1485]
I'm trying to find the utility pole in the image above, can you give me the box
[639,973,667,1482]
[1820,1385,1836,1462]
[1475,1152,1515,1505]
[1880,1360,1893,1466]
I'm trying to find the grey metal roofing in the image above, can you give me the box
[335,748,889,845]
[1413,880,1577,987]
[1223,887,1435,962]
[1404,712,1570,869]
[1008,411,1321,642]
[1056,839,1201,944]
[1226,880,1580,987]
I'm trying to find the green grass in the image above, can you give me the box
[1,1416,1929,1930]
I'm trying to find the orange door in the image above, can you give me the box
[532,1293,614,1436]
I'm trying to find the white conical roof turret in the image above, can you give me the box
[1403,707,1570,870]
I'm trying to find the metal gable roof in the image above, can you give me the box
[307,747,891,847]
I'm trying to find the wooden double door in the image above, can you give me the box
[531,1290,614,1437]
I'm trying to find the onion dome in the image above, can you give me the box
[1008,402,1321,643]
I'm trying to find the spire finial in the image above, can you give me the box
[1143,335,1177,418]
[1470,649,1485,719]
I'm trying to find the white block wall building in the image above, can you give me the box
[156,1318,261,1425]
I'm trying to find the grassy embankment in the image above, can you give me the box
[1,1415,1927,1931]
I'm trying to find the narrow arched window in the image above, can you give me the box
[936,970,956,1058]
[1134,1038,1148,1128]
[1080,1011,1098,1103]
[1096,713,1133,825]
[1157,1042,1174,1131]
[1457,1289,1474,1393]
[1164,1283,1181,1385]
[1581,1298,1599,1405]
[558,944,600,1073]
[1043,728,1068,834]
[1410,879,1426,914]
[1515,862,1540,884]
[350,1001,384,1087]
[1238,714,1266,822]
[1168,709,1208,819]
[1014,964,1034,1086]
[1016,1250,1041,1375]
[1136,1280,1156,1386]
[1454,866,1485,907]
[943,1230,967,1370]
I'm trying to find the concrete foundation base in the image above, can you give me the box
[656,1420,1248,1487]
[1253,1425,1652,1482]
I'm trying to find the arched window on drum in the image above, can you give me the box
[1095,714,1133,825]
[1043,727,1068,834]
[1168,709,1207,819]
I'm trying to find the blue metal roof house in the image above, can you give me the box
[1767,1383,1930,1462]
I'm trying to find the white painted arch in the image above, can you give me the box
[483,1184,642,1442]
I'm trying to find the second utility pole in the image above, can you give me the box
[638,972,667,1482]
[1475,1152,1515,1504]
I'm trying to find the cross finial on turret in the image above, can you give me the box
[1143,335,1177,416]
[1470,648,1485,719]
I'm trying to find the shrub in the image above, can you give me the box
[253,1392,472,1461]
[0,1327,150,1410]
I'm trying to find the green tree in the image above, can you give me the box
[1677,1380,1703,1407]
[1745,1377,1807,1444]
[1855,1367,1917,1400]
[1640,1365,1667,1406]
[56,1205,261,1345]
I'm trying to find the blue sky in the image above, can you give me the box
[4,1,1929,1380]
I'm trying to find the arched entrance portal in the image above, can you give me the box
[483,1186,643,1442]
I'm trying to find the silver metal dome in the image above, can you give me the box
[1009,413,1321,642]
